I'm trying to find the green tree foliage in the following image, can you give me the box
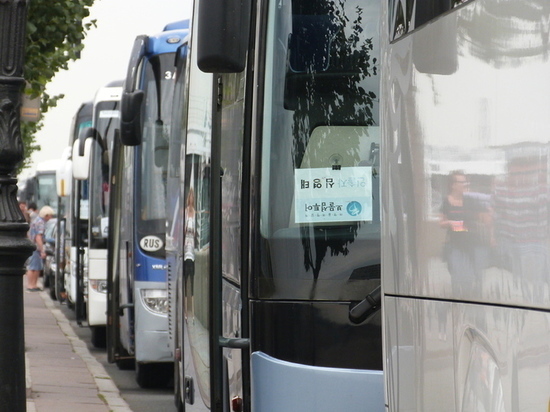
[20,0,96,171]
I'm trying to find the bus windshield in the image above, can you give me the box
[137,53,176,245]
[36,173,58,212]
[259,0,381,301]
[90,100,119,248]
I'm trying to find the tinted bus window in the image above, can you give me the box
[259,0,381,301]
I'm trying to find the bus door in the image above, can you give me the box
[117,141,137,363]
[72,126,93,325]
[252,0,383,409]
[107,132,135,366]
[179,15,214,409]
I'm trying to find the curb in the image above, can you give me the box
[26,352,36,412]
[25,352,32,398]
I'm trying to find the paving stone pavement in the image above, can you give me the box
[24,279,132,412]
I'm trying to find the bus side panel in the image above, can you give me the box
[181,18,214,409]
[87,248,107,326]
[67,247,79,304]
[385,296,550,411]
[382,1,550,410]
[118,145,134,354]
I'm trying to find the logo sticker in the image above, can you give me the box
[140,236,164,252]
[347,201,362,217]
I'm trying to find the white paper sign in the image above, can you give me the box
[294,167,373,223]
[99,110,120,119]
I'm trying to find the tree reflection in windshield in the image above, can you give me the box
[287,0,378,283]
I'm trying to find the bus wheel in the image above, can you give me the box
[90,326,106,348]
[55,272,65,303]
[116,358,135,370]
[49,282,57,300]
[136,362,173,389]
[175,359,184,411]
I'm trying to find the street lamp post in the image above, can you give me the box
[0,0,35,410]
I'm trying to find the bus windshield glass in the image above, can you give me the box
[137,53,176,245]
[90,101,119,248]
[259,0,381,301]
[36,173,58,212]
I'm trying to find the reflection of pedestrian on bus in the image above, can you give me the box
[440,171,491,293]
[184,188,196,311]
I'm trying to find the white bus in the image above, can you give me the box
[72,81,122,347]
[54,102,93,317]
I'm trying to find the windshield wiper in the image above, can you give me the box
[349,285,381,324]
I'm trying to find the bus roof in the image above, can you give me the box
[147,27,189,55]
[35,158,63,174]
[163,19,189,31]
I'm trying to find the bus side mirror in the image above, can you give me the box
[196,0,252,72]
[120,90,145,146]
[56,146,73,197]
[120,35,148,146]
[72,137,92,180]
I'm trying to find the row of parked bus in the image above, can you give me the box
[47,21,191,389]
[29,0,550,410]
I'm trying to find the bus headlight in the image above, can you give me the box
[89,280,108,294]
[141,289,168,314]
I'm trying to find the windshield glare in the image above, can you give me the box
[137,53,176,242]
[259,0,381,301]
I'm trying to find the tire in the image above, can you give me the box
[90,326,107,348]
[116,358,135,370]
[174,357,184,411]
[43,269,50,288]
[55,271,65,303]
[136,362,173,389]
[49,275,57,300]
[50,280,57,300]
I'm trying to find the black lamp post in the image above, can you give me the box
[0,0,35,410]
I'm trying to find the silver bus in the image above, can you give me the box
[382,0,550,410]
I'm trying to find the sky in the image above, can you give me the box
[20,0,191,179]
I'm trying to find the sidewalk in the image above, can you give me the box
[24,279,132,412]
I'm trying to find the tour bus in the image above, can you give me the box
[19,159,64,214]
[171,0,383,410]
[167,22,212,409]
[165,28,193,366]
[73,82,122,347]
[106,22,189,387]
[55,101,93,308]
[382,0,550,410]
